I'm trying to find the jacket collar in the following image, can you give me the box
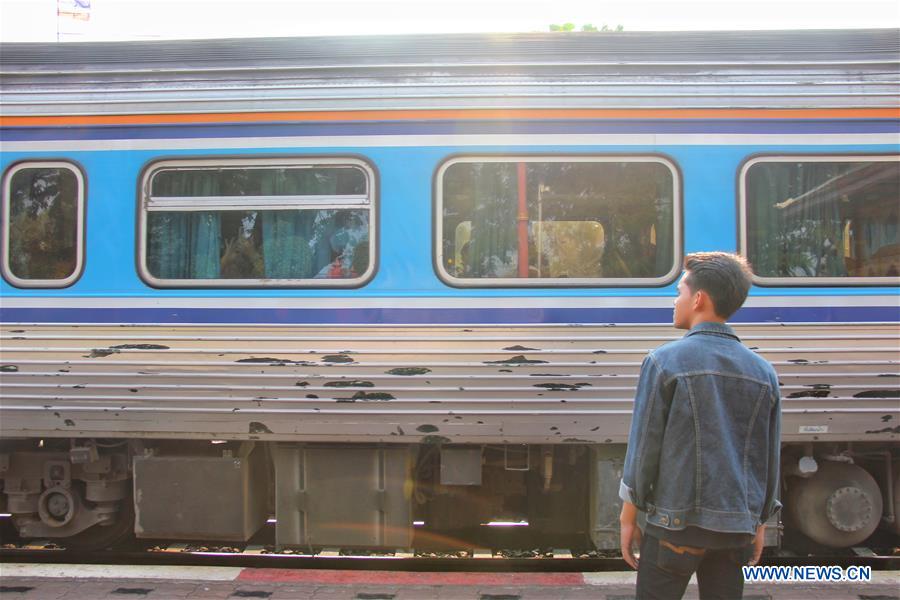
[684,321,740,341]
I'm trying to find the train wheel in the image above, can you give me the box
[59,488,134,551]
[785,461,883,548]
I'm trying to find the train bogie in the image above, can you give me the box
[0,439,131,547]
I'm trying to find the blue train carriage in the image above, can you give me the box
[0,30,898,552]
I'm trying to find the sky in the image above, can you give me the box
[1,0,899,42]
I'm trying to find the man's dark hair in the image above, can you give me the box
[683,252,753,319]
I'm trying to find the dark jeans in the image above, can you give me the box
[635,533,754,600]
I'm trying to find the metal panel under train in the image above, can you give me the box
[133,444,268,541]
[274,445,413,548]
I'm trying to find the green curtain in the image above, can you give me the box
[148,212,189,278]
[747,163,846,278]
[189,211,222,279]
[653,195,674,276]
[261,212,316,278]
[864,220,898,257]
[260,169,314,278]
[467,163,518,277]
[258,169,344,279]
[148,171,222,279]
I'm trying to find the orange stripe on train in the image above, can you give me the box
[2,108,899,127]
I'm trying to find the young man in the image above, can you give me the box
[619,252,781,600]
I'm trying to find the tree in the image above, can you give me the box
[549,23,623,32]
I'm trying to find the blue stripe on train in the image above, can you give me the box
[1,306,897,324]
[2,119,899,142]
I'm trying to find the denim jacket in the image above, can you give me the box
[619,321,782,535]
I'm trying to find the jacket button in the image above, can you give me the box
[660,515,669,526]
[674,518,681,525]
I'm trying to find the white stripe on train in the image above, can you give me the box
[1,295,897,310]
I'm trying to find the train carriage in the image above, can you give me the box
[0,29,898,552]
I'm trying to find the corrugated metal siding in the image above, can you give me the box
[1,30,898,114]
[4,30,899,69]
[1,323,897,443]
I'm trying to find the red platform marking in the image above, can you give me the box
[238,568,585,586]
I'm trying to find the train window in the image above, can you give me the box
[436,157,680,286]
[1,161,85,288]
[138,158,376,287]
[740,156,900,284]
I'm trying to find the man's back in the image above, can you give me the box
[646,322,780,534]
[619,252,783,599]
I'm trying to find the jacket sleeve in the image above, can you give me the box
[759,377,783,524]
[619,353,669,511]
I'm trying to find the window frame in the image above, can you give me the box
[1,159,87,289]
[137,156,378,289]
[738,154,900,287]
[433,154,683,288]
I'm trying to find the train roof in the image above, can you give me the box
[1,29,899,115]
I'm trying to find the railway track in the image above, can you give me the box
[3,514,897,571]
[2,540,897,572]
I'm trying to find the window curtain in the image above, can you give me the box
[260,170,312,278]
[653,195,674,276]
[748,163,847,277]
[864,220,898,257]
[148,172,221,279]
[467,163,518,277]
[858,162,900,262]
[260,169,335,279]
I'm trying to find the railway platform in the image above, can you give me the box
[1,564,899,599]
